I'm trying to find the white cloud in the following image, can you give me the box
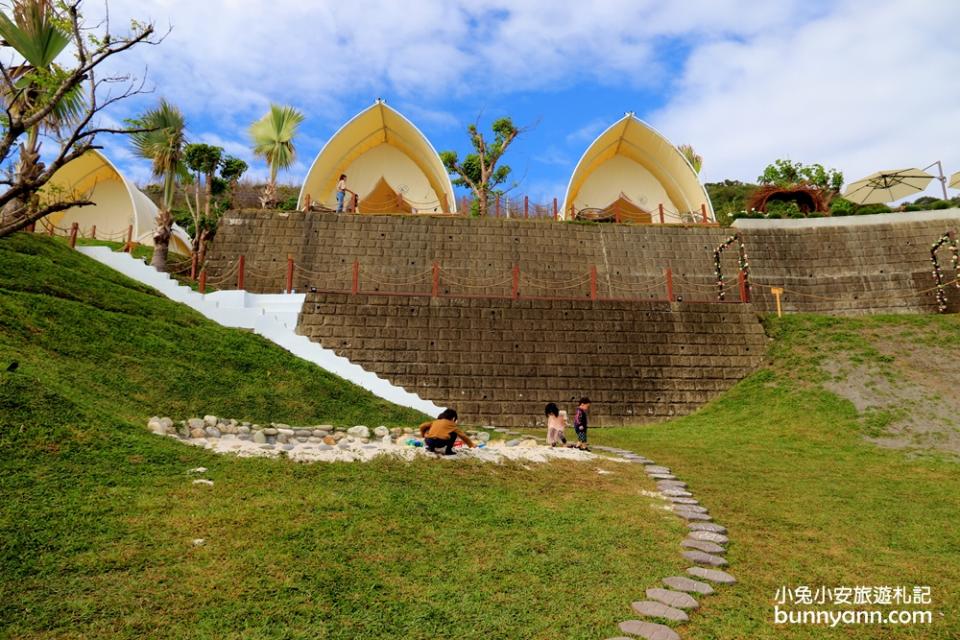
[63,0,958,202]
[650,0,960,199]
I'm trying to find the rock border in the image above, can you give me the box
[591,444,736,640]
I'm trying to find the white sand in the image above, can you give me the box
[169,433,599,464]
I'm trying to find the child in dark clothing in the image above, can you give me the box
[573,397,591,450]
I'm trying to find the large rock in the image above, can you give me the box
[373,426,390,437]
[688,522,727,534]
[204,426,221,438]
[190,428,206,439]
[263,428,278,436]
[147,418,164,434]
[159,417,174,430]
[277,428,295,436]
[188,418,204,430]
[313,428,330,437]
[203,415,218,427]
[253,430,267,444]
[347,425,370,438]
[322,435,336,446]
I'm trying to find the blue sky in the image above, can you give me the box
[72,0,960,203]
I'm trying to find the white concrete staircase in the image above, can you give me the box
[77,246,443,416]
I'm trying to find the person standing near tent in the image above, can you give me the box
[336,174,349,213]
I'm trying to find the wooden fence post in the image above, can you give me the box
[237,255,245,290]
[553,198,559,221]
[511,265,520,299]
[199,269,207,294]
[590,266,598,300]
[701,203,709,224]
[659,203,665,224]
[738,269,750,303]
[68,222,79,248]
[286,255,294,294]
[665,268,675,302]
[90,225,96,240]
[124,224,133,252]
[524,195,529,219]
[351,260,360,294]
[432,262,440,297]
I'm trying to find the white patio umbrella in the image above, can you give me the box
[842,168,934,204]
[949,170,960,190]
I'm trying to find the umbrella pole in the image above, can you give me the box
[924,161,948,199]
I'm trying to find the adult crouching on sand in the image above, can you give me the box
[419,409,475,455]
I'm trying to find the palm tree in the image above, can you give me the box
[0,0,86,220]
[678,144,703,174]
[249,103,304,208]
[130,99,185,271]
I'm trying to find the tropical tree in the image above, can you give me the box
[758,159,843,193]
[678,144,703,174]
[0,0,158,237]
[440,117,520,218]
[249,103,303,208]
[129,99,185,271]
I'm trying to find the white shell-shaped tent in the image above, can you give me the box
[39,150,192,254]
[562,114,713,222]
[298,99,456,213]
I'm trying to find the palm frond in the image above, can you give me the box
[0,1,70,69]
[249,103,304,178]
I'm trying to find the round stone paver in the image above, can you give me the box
[662,576,715,595]
[661,489,692,497]
[689,530,729,544]
[649,473,677,480]
[656,480,687,489]
[675,510,712,521]
[682,538,726,554]
[683,550,728,566]
[666,497,699,505]
[688,522,726,534]
[673,504,708,514]
[687,566,737,584]
[646,588,699,610]
[645,466,671,475]
[630,600,689,622]
[617,620,681,640]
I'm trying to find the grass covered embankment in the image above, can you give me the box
[0,234,680,639]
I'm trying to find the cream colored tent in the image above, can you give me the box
[298,99,456,213]
[38,150,192,255]
[562,113,713,223]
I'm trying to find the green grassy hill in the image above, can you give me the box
[1,234,958,639]
[0,235,681,639]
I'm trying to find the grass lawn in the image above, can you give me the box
[593,314,960,639]
[0,234,682,639]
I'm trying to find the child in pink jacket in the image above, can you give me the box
[545,402,568,447]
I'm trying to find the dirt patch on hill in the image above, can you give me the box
[821,325,960,456]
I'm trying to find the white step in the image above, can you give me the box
[76,246,442,416]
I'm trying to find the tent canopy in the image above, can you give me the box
[298,99,456,213]
[562,114,713,222]
[40,149,191,254]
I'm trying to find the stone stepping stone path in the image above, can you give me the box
[687,567,737,584]
[598,446,734,640]
[688,530,728,544]
[682,550,728,567]
[662,576,714,595]
[681,538,726,554]
[617,620,681,640]
[631,601,689,622]
[646,588,699,610]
